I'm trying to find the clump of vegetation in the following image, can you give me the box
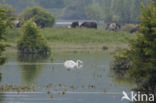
[111,49,131,77]
[17,19,51,55]
[0,9,10,65]
[0,84,37,92]
[20,6,55,28]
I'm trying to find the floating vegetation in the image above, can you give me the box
[0,72,2,81]
[47,90,51,95]
[48,95,53,98]
[0,84,37,92]
[46,83,53,89]
[104,88,107,93]
[58,83,62,87]
[62,90,65,96]
[70,85,75,90]
[88,84,96,89]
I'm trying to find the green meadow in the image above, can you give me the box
[5,27,137,52]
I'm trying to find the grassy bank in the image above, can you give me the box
[42,28,136,44]
[5,27,137,52]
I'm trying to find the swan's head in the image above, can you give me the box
[76,60,83,68]
[76,60,83,64]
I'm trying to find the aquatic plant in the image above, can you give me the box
[0,84,37,92]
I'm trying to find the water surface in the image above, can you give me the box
[0,51,133,103]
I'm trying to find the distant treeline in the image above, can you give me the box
[0,0,153,24]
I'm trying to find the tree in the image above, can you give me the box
[0,9,9,65]
[111,2,156,93]
[0,4,16,17]
[128,2,156,89]
[21,6,55,28]
[17,19,50,55]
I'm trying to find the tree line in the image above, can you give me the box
[0,0,152,24]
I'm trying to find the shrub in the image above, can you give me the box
[17,19,51,55]
[111,49,131,77]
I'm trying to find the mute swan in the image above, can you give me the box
[64,60,83,69]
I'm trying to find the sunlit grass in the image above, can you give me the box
[42,28,137,44]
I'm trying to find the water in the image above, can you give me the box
[0,51,133,103]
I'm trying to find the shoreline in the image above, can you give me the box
[6,43,129,53]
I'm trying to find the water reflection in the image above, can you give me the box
[17,54,49,84]
[0,73,2,82]
[0,93,5,103]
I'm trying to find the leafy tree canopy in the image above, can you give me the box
[0,4,16,17]
[20,6,55,28]
[0,9,10,64]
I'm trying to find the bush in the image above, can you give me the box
[17,19,51,55]
[111,49,131,77]
[20,6,55,28]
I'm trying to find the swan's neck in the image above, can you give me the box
[76,60,82,68]
[76,60,79,67]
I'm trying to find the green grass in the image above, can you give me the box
[5,27,137,51]
[42,28,137,44]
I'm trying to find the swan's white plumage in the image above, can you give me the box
[64,60,83,69]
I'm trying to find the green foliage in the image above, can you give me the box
[5,27,21,42]
[111,49,131,77]
[128,2,156,88]
[0,4,16,17]
[85,0,152,24]
[0,9,9,65]
[17,20,50,55]
[21,6,55,28]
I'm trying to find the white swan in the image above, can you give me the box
[64,60,83,69]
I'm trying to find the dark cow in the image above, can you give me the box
[106,23,121,31]
[71,22,79,28]
[80,22,97,29]
[130,26,139,33]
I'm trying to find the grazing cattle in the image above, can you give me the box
[106,23,121,31]
[80,22,97,29]
[71,22,79,28]
[130,25,139,33]
[12,20,23,28]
